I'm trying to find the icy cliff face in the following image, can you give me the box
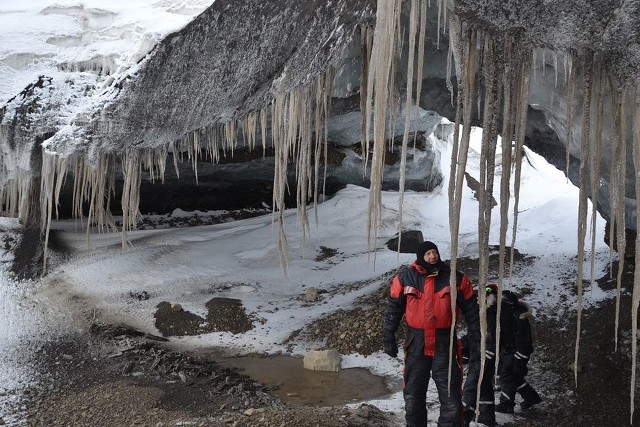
[43,0,377,155]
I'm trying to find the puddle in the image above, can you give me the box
[218,355,394,406]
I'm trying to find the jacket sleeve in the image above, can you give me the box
[456,272,480,343]
[514,305,534,358]
[383,275,406,343]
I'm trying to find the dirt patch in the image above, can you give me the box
[206,297,254,333]
[24,321,396,426]
[154,297,254,336]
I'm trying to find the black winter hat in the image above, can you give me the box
[416,241,440,261]
[502,290,519,305]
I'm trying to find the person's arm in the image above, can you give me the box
[514,304,534,359]
[382,275,406,357]
[456,272,481,359]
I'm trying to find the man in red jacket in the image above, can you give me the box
[383,241,481,427]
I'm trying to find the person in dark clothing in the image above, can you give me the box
[383,241,481,427]
[462,284,498,427]
[494,290,542,413]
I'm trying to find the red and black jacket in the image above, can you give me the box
[383,261,480,356]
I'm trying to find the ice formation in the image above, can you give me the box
[2,0,640,421]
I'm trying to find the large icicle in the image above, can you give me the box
[364,0,401,252]
[494,34,516,381]
[397,0,419,257]
[609,72,627,351]
[565,56,577,180]
[474,31,502,419]
[448,16,478,393]
[574,52,593,387]
[413,0,428,149]
[589,60,604,298]
[360,24,374,160]
[40,152,68,271]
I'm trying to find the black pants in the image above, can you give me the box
[462,357,496,426]
[499,351,541,407]
[403,332,463,427]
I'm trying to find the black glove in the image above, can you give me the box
[383,340,398,358]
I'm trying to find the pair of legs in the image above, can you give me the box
[497,353,542,412]
[462,357,496,426]
[403,335,463,426]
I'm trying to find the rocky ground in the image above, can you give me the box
[3,233,640,426]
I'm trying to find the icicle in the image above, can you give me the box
[574,52,593,388]
[314,74,324,225]
[436,0,442,49]
[40,152,66,272]
[313,69,333,225]
[360,24,373,160]
[565,55,577,180]
[323,68,333,200]
[605,70,628,355]
[413,0,428,149]
[260,108,268,157]
[397,0,419,258]
[224,121,236,160]
[508,46,533,293]
[448,19,478,395]
[494,31,518,382]
[293,86,313,240]
[446,28,455,106]
[629,85,640,424]
[474,31,502,419]
[120,149,142,248]
[365,0,401,253]
[588,60,604,302]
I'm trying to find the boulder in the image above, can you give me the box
[303,349,341,372]
[305,287,319,302]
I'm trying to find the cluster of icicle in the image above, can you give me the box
[1,0,640,422]
[33,69,335,274]
[552,49,640,423]
[364,0,640,424]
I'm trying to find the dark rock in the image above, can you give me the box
[386,230,424,253]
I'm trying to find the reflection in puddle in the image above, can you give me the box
[219,355,393,406]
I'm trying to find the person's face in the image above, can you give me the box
[423,249,439,264]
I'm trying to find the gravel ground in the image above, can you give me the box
[4,239,639,426]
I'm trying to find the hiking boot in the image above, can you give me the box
[519,383,542,409]
[521,394,542,410]
[495,401,514,414]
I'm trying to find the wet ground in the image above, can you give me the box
[217,355,394,406]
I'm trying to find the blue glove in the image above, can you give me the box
[383,340,398,358]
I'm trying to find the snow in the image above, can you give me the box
[0,123,611,424]
[0,0,212,109]
[0,1,613,425]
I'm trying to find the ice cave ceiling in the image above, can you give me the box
[1,0,640,243]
